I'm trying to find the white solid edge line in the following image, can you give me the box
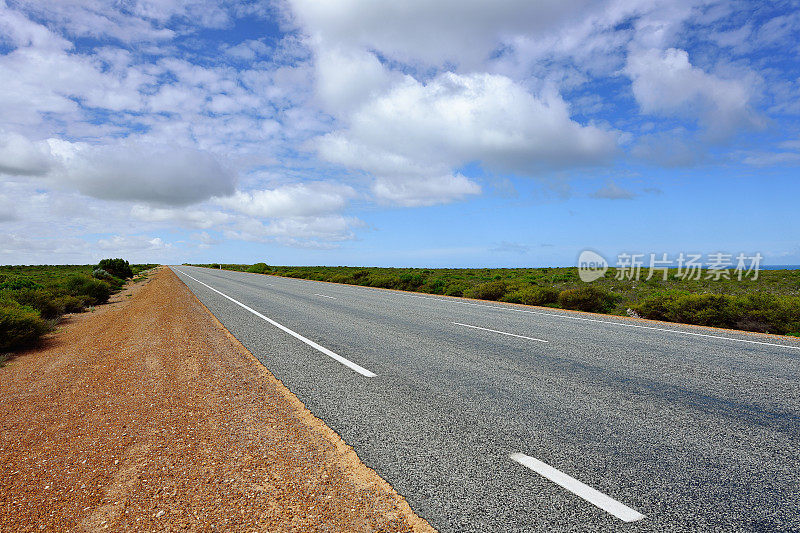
[314,293,337,299]
[509,453,645,523]
[402,294,800,351]
[173,268,376,378]
[453,322,548,343]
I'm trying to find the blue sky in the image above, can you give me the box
[0,0,798,267]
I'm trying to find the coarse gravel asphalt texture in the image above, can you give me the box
[172,265,800,532]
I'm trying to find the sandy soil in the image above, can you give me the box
[0,267,435,533]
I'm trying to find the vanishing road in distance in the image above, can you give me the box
[172,266,800,532]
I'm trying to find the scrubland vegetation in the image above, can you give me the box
[0,260,156,355]
[196,263,800,337]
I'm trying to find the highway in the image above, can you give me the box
[171,266,800,532]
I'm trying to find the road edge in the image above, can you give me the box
[168,266,437,533]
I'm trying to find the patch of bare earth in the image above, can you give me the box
[0,267,435,533]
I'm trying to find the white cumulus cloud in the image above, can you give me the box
[371,174,481,207]
[217,182,356,218]
[314,46,400,114]
[625,48,764,139]
[317,72,618,205]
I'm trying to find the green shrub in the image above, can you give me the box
[739,294,800,335]
[5,289,85,319]
[92,268,114,281]
[366,275,397,288]
[352,269,370,281]
[464,280,508,301]
[548,271,579,283]
[96,258,133,279]
[0,303,51,351]
[558,286,616,312]
[444,282,470,297]
[502,286,559,306]
[396,272,425,291]
[426,277,447,294]
[64,276,111,305]
[327,273,351,284]
[247,262,269,274]
[58,294,86,314]
[634,291,730,327]
[634,291,800,335]
[0,277,42,291]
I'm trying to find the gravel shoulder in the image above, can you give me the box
[0,267,434,532]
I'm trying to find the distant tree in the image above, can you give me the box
[96,258,133,279]
[247,262,269,274]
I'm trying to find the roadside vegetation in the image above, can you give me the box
[0,260,157,355]
[194,263,800,337]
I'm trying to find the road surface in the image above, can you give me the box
[171,266,800,532]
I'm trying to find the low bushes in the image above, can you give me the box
[0,277,41,291]
[0,302,51,352]
[0,260,144,354]
[464,280,508,301]
[634,291,800,335]
[634,291,730,327]
[558,286,617,313]
[5,289,83,319]
[1,277,112,320]
[327,273,353,284]
[352,269,370,281]
[65,276,111,305]
[739,293,800,336]
[425,277,447,294]
[365,275,397,288]
[395,272,425,291]
[92,268,115,281]
[502,287,559,306]
[443,282,470,297]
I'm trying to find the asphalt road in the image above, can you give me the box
[171,266,800,532]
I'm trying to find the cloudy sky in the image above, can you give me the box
[0,0,798,266]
